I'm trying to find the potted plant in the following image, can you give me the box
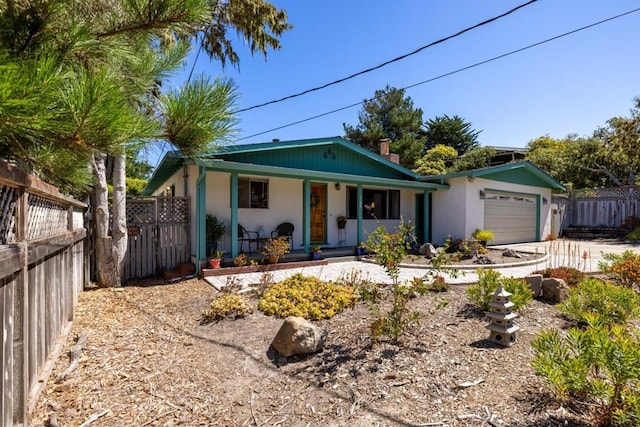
[206,214,226,254]
[209,249,224,269]
[356,242,367,256]
[261,236,290,264]
[472,229,495,247]
[311,245,322,260]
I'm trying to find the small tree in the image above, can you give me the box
[360,221,449,342]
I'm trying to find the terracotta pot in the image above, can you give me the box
[209,258,221,269]
[265,255,279,264]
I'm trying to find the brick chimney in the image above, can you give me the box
[379,138,400,164]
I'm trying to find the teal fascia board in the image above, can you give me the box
[193,158,448,191]
[142,151,185,195]
[419,161,565,191]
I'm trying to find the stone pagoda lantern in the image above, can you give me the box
[486,284,520,347]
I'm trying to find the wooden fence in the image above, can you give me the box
[0,161,86,427]
[123,196,190,281]
[567,186,640,228]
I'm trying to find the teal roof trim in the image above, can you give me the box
[194,158,448,191]
[419,161,566,191]
[142,151,185,195]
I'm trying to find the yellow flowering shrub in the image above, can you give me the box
[258,273,356,320]
[202,294,253,323]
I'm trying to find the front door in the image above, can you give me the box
[310,183,326,243]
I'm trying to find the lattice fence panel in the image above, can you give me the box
[26,193,68,240]
[0,183,17,244]
[157,197,189,224]
[572,186,640,199]
[126,198,155,224]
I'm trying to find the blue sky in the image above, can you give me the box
[150,1,639,166]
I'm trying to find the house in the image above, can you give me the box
[142,137,447,265]
[142,137,565,267]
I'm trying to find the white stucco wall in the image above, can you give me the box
[431,176,553,245]
[431,178,469,245]
[152,168,426,253]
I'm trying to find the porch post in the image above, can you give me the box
[303,179,311,253]
[230,172,239,257]
[195,166,206,273]
[357,184,363,245]
[423,190,430,243]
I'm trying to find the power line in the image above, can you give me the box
[233,0,538,114]
[234,7,640,142]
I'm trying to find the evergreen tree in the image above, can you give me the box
[422,114,481,155]
[343,86,425,169]
[0,0,290,286]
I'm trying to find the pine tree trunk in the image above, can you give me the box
[111,154,128,284]
[93,153,124,287]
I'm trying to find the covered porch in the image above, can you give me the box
[193,159,446,269]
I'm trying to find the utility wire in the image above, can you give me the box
[234,7,640,142]
[234,0,538,114]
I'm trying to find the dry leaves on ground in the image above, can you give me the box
[31,276,592,426]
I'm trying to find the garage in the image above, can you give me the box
[484,191,537,244]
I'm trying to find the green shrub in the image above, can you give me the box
[126,178,148,195]
[627,225,640,241]
[500,276,533,310]
[599,250,640,288]
[532,325,640,426]
[258,273,356,320]
[559,278,640,328]
[466,269,532,312]
[202,294,253,323]
[532,266,585,287]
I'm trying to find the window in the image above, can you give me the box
[346,187,400,219]
[238,178,269,208]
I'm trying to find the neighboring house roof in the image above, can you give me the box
[419,161,566,191]
[143,136,448,195]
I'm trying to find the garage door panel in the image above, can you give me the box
[484,192,537,244]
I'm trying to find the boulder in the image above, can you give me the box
[524,274,543,297]
[271,316,328,357]
[473,256,495,265]
[541,278,570,303]
[503,248,522,258]
[418,243,437,258]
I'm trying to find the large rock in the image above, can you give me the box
[541,278,570,303]
[419,243,437,258]
[503,248,522,258]
[525,274,543,297]
[271,316,328,357]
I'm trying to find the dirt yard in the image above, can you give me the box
[31,271,593,427]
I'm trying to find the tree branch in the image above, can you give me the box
[579,164,623,186]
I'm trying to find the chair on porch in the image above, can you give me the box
[271,222,294,251]
[238,224,260,255]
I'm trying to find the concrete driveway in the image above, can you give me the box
[205,239,640,289]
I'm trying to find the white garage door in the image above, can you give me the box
[484,191,537,244]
